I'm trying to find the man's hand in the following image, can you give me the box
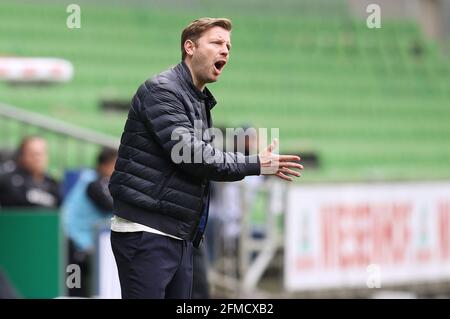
[259,139,303,181]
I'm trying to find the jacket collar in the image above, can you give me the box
[175,61,217,110]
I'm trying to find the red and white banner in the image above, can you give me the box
[0,57,73,82]
[285,182,450,291]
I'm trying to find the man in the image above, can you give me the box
[109,17,303,299]
[62,147,117,297]
[0,136,61,209]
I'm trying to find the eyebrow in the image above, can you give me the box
[211,38,232,50]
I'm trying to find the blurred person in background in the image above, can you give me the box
[108,17,302,299]
[0,135,61,209]
[206,126,266,279]
[62,147,117,297]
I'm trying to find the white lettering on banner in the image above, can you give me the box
[284,183,450,291]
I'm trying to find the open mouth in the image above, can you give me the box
[214,60,226,72]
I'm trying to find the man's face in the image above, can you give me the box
[20,138,48,176]
[188,26,231,86]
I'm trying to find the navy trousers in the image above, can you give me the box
[110,230,193,299]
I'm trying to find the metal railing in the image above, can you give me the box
[0,102,119,177]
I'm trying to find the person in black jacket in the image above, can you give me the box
[0,136,61,210]
[108,17,303,299]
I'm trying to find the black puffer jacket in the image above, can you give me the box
[109,62,260,242]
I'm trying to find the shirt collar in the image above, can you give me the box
[177,61,217,109]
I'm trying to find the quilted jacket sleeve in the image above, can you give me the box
[138,84,260,182]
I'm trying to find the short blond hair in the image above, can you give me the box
[181,17,232,60]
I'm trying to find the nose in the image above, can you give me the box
[220,44,229,58]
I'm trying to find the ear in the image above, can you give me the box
[184,39,195,58]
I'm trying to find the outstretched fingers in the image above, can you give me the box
[265,138,279,153]
[279,167,302,177]
[276,171,293,182]
[278,155,301,162]
[278,162,303,170]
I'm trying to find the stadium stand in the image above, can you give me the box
[1,0,450,299]
[0,1,449,183]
